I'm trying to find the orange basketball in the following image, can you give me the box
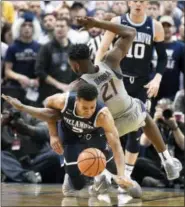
[77,148,106,177]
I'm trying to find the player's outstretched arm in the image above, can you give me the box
[2,94,60,122]
[96,107,125,177]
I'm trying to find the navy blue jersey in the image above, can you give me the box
[60,92,105,136]
[120,14,154,77]
[152,41,184,98]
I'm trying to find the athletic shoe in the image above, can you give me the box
[89,175,110,195]
[163,158,182,180]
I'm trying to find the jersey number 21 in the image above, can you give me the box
[101,79,118,102]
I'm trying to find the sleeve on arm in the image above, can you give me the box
[4,45,16,63]
[35,45,51,81]
[154,41,167,75]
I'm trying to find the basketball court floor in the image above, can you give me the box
[1,183,184,206]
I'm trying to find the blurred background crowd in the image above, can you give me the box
[1,1,184,189]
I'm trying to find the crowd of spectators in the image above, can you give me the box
[1,1,184,188]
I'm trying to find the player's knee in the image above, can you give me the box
[126,131,142,153]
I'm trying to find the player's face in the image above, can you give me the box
[129,1,148,16]
[76,98,97,118]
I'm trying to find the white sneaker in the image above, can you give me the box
[163,158,182,180]
[89,175,110,195]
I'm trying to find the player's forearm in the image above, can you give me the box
[20,105,60,122]
[95,31,115,64]
[106,132,125,176]
[94,20,136,41]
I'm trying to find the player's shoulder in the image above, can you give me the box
[97,107,111,121]
[153,18,163,30]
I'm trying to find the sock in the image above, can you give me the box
[125,164,134,178]
[158,150,173,164]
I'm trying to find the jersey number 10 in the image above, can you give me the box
[126,43,145,59]
[101,79,118,102]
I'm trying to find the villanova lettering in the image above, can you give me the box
[134,32,151,45]
[63,117,94,129]
[94,71,111,85]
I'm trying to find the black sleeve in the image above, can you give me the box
[154,41,167,75]
[35,44,51,81]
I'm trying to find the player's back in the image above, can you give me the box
[120,13,154,77]
[80,62,132,119]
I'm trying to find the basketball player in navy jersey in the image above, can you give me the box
[95,1,167,179]
[2,84,141,198]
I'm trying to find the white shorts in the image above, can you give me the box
[114,98,147,137]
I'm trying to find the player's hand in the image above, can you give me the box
[50,136,64,155]
[113,175,134,189]
[77,16,97,31]
[2,94,24,110]
[144,78,160,98]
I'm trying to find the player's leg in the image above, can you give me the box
[57,124,89,196]
[142,113,182,180]
[123,76,148,178]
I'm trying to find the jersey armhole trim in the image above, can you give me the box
[61,92,70,113]
[94,106,107,127]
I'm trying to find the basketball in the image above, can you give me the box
[77,148,106,177]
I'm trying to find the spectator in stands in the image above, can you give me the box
[178,15,184,42]
[147,1,161,20]
[132,98,184,188]
[28,1,42,22]
[38,13,56,45]
[4,12,41,103]
[173,89,185,114]
[1,1,15,24]
[161,1,183,32]
[111,1,128,16]
[56,5,71,20]
[1,103,62,183]
[35,18,77,105]
[1,23,13,45]
[95,1,110,12]
[14,1,29,19]
[151,16,184,112]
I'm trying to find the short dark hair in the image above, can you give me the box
[69,44,90,60]
[149,1,160,7]
[77,84,98,101]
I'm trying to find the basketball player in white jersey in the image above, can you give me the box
[95,1,167,179]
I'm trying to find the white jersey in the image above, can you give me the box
[81,62,132,118]
[81,62,147,137]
